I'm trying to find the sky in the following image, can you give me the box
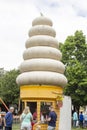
[0,0,87,70]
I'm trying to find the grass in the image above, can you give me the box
[12,123,20,130]
[72,128,87,130]
[12,124,87,130]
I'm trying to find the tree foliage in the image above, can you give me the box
[0,69,20,106]
[60,30,87,109]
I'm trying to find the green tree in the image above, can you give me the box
[0,69,20,106]
[60,30,87,110]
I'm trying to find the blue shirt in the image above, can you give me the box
[5,112,13,127]
[79,113,84,121]
[48,111,57,127]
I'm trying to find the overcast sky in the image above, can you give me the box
[0,0,87,70]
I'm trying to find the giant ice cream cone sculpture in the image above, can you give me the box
[16,15,67,130]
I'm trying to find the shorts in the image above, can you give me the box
[21,123,32,130]
[5,127,12,130]
[0,126,3,130]
[0,126,3,129]
[47,126,55,130]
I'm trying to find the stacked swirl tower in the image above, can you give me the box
[16,15,67,130]
[16,16,67,87]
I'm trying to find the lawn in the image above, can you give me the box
[12,124,87,130]
[13,124,20,130]
[72,128,87,130]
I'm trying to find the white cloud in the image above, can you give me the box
[0,0,87,70]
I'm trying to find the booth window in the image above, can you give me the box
[40,102,52,123]
[27,102,37,114]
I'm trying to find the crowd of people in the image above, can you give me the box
[0,105,57,130]
[73,110,87,128]
[1,105,87,130]
[20,106,57,130]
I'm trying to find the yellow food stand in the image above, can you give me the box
[16,15,67,130]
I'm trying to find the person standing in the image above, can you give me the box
[46,106,57,130]
[20,106,33,130]
[4,107,14,130]
[84,112,87,128]
[33,109,37,122]
[72,110,78,128]
[79,111,84,128]
[0,108,1,113]
[0,114,3,130]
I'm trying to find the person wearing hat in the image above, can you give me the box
[4,107,14,130]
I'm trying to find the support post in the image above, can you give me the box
[24,101,27,108]
[37,101,40,121]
